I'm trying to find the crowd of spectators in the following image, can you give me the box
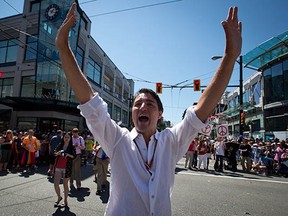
[185,136,288,177]
[0,128,95,173]
[1,128,287,179]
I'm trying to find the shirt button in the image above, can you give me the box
[151,195,154,199]
[151,178,154,181]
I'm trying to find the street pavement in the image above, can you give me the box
[0,158,287,216]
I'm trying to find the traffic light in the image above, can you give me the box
[193,79,201,91]
[156,82,162,94]
[0,71,2,78]
[241,113,245,125]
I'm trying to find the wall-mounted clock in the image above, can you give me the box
[45,4,60,21]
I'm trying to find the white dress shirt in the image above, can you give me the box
[78,94,206,216]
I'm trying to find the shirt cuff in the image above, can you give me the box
[77,93,103,118]
[185,106,208,129]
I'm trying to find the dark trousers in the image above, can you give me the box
[192,152,198,167]
[214,155,224,171]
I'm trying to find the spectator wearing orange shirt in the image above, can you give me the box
[21,129,40,171]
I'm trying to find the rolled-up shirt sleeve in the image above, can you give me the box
[171,106,208,162]
[78,93,122,158]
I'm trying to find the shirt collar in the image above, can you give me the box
[131,128,159,142]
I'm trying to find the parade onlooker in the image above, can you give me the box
[47,130,62,176]
[185,140,195,169]
[214,137,226,172]
[53,132,76,207]
[70,128,85,189]
[197,139,208,170]
[13,132,24,168]
[274,141,286,173]
[192,137,199,168]
[252,153,270,176]
[0,130,13,172]
[21,129,40,171]
[85,135,94,164]
[274,141,285,163]
[239,139,252,172]
[206,140,213,170]
[94,143,109,195]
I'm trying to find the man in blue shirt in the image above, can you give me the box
[47,130,62,176]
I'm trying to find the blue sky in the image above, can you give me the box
[1,0,288,125]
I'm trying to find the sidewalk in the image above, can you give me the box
[176,157,286,179]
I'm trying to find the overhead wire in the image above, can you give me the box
[89,0,183,17]
[79,0,100,5]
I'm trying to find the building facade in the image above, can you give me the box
[0,0,134,131]
[213,31,288,141]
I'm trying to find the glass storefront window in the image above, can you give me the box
[271,63,284,101]
[25,35,38,61]
[21,76,36,97]
[263,68,272,104]
[103,99,112,117]
[283,60,288,100]
[30,1,40,12]
[64,120,78,131]
[0,39,18,64]
[114,105,121,122]
[252,82,261,105]
[87,57,101,85]
[0,78,14,98]
[76,46,84,70]
[122,110,128,125]
[17,117,37,130]
[243,90,250,104]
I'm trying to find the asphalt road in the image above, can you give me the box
[0,159,287,216]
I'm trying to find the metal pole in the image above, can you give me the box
[239,55,243,137]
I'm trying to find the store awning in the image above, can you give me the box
[0,96,80,114]
[243,31,288,70]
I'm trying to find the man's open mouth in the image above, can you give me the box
[138,115,149,122]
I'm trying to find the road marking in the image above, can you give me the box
[178,171,288,184]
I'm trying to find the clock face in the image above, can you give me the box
[45,4,60,20]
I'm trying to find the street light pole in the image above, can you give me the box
[238,55,243,137]
[211,55,243,137]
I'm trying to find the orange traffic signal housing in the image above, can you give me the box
[194,79,201,91]
[241,113,245,125]
[156,82,162,94]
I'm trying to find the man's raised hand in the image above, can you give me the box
[222,7,242,59]
[55,3,78,50]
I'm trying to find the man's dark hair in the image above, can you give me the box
[134,88,164,113]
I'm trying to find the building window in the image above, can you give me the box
[80,18,88,30]
[122,110,128,125]
[263,68,272,104]
[25,35,38,61]
[283,59,288,100]
[0,39,18,64]
[87,57,101,85]
[17,117,37,130]
[252,82,261,105]
[104,100,112,117]
[0,78,14,98]
[113,105,121,122]
[21,76,36,97]
[64,120,78,131]
[43,23,52,35]
[243,90,250,105]
[30,1,40,12]
[76,46,84,70]
[271,63,284,102]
